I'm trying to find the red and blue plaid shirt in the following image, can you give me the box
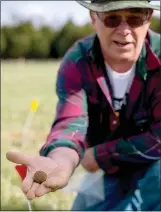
[40,30,161,174]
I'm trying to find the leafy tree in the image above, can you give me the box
[51,19,94,58]
[6,32,31,58]
[27,31,50,58]
[150,16,160,34]
[1,31,7,56]
[14,21,35,35]
[1,15,159,59]
[40,25,55,42]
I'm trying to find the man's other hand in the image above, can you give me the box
[81,148,99,172]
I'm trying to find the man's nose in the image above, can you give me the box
[115,19,131,36]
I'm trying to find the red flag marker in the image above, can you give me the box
[15,164,32,211]
[15,164,27,180]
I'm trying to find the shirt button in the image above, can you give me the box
[112,120,118,125]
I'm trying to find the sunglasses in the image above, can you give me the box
[96,9,152,28]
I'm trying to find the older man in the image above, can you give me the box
[6,0,160,211]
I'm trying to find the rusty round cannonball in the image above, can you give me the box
[33,170,47,184]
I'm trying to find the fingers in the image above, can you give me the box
[35,182,52,198]
[6,151,32,165]
[24,181,52,200]
[26,182,52,200]
[22,171,52,200]
[28,174,67,199]
[26,182,40,200]
[44,176,67,191]
[21,171,33,194]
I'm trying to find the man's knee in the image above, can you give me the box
[142,160,160,183]
[138,160,161,210]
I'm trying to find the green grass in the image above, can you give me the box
[1,60,79,210]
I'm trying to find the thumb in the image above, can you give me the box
[6,151,32,165]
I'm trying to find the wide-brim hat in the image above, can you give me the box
[76,0,160,12]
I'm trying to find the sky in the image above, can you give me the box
[1,1,160,28]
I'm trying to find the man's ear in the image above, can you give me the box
[90,11,96,24]
[147,9,153,22]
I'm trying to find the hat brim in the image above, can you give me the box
[76,1,160,12]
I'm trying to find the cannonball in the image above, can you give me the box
[33,170,47,184]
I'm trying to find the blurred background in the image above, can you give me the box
[1,1,160,211]
[1,1,160,59]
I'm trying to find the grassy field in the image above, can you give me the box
[1,60,81,210]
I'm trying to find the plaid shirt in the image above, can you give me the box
[40,30,161,174]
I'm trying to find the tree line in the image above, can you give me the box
[1,16,160,59]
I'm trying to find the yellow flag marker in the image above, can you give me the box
[22,98,40,148]
[30,99,39,112]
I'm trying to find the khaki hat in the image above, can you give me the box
[76,0,160,12]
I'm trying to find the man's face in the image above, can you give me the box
[90,8,153,64]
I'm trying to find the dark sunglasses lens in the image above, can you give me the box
[103,14,146,28]
[127,16,145,28]
[104,15,122,28]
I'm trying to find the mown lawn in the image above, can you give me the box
[1,60,80,210]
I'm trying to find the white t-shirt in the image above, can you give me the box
[105,62,136,111]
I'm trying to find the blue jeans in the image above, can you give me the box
[71,160,160,211]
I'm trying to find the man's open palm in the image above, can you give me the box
[6,151,74,200]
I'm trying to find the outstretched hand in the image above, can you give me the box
[6,149,77,200]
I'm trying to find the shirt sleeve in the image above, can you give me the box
[94,70,161,173]
[39,56,88,161]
